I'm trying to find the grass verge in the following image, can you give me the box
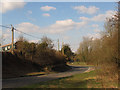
[67,62,93,66]
[23,70,103,88]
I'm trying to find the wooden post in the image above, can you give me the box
[62,41,64,55]
[58,39,59,51]
[11,25,14,54]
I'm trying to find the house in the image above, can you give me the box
[0,43,15,52]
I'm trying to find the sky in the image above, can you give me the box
[0,1,117,52]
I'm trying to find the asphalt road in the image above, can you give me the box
[2,65,91,88]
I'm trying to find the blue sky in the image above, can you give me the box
[1,2,117,52]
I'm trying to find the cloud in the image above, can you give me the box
[42,13,50,17]
[16,19,87,34]
[91,14,105,22]
[63,36,70,40]
[27,17,36,22]
[16,22,41,33]
[92,24,99,28]
[79,10,116,22]
[26,10,36,22]
[1,0,25,2]
[79,17,89,21]
[3,33,10,38]
[40,6,56,11]
[29,39,39,43]
[0,32,11,43]
[0,0,26,13]
[91,24,101,33]
[94,29,101,33]
[27,10,32,14]
[87,33,101,40]
[0,29,2,35]
[1,28,11,39]
[73,5,99,15]
[45,19,87,34]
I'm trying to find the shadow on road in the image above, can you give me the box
[2,65,90,88]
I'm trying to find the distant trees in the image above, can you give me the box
[76,6,119,87]
[28,42,36,60]
[15,36,67,71]
[35,36,54,59]
[77,37,92,63]
[61,44,74,62]
[40,36,54,49]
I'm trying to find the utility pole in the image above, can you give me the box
[11,25,14,54]
[62,41,64,55]
[57,39,59,51]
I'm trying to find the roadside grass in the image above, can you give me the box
[21,71,56,77]
[23,70,118,88]
[67,62,93,66]
[21,62,90,77]
[23,70,104,88]
[21,72,46,77]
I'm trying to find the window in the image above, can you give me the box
[5,47,7,50]
[8,46,10,49]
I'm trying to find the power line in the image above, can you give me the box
[14,28,41,39]
[0,25,41,39]
[0,25,59,42]
[0,24,62,51]
[0,25,11,29]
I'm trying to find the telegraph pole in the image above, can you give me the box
[11,25,14,54]
[62,41,64,55]
[58,39,59,51]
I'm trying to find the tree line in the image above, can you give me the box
[75,3,119,87]
[14,36,71,71]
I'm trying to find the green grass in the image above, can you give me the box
[20,71,56,77]
[23,70,104,88]
[67,62,93,66]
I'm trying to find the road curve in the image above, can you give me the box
[2,65,90,88]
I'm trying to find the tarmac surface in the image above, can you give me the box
[2,65,92,88]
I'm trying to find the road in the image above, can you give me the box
[2,65,92,88]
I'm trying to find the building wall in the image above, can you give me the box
[1,44,15,52]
